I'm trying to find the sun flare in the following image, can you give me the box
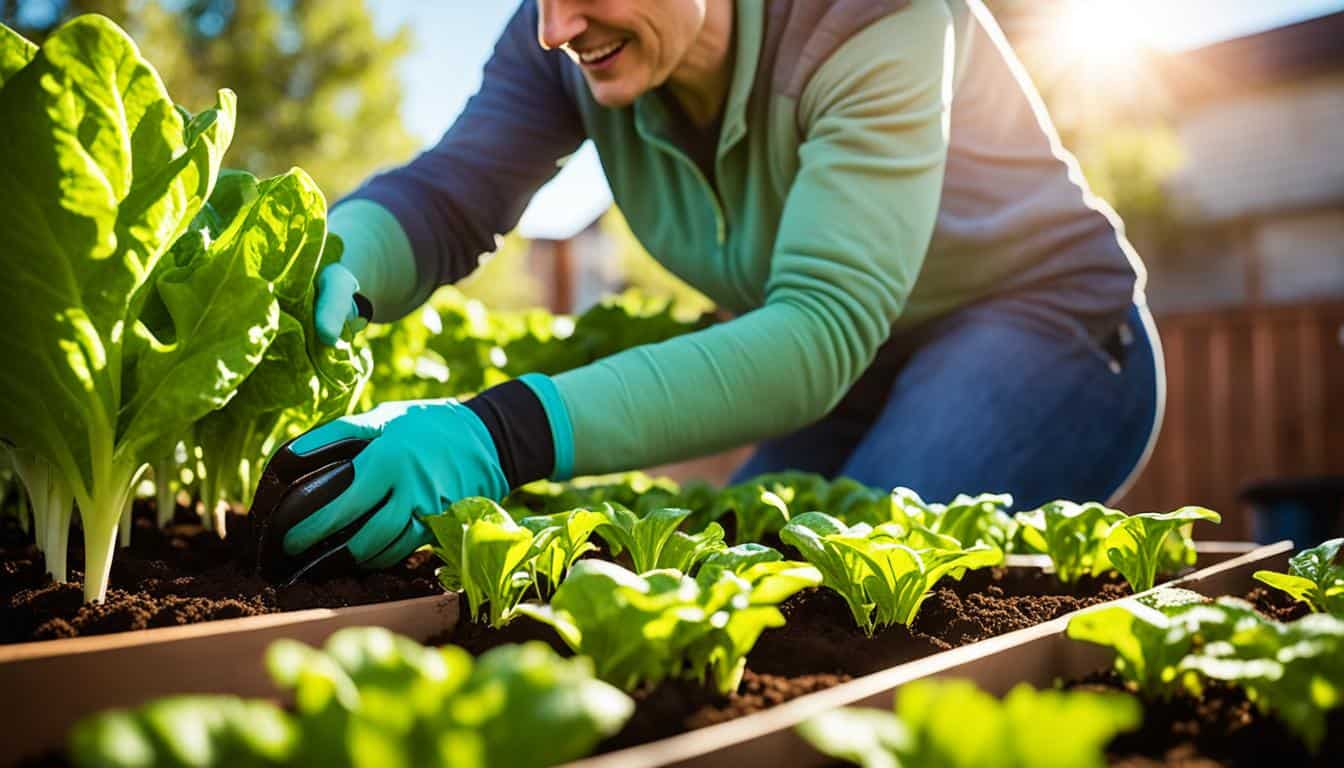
[1048,0,1151,86]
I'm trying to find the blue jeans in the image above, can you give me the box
[732,297,1164,510]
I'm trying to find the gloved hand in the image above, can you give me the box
[316,200,420,345]
[252,375,575,580]
[314,263,370,346]
[282,399,510,570]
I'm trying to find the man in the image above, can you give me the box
[273,0,1162,572]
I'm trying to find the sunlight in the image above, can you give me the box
[1048,0,1151,87]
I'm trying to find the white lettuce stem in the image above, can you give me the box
[154,457,176,528]
[82,510,120,604]
[8,450,75,582]
[118,494,133,548]
[82,463,148,604]
[41,484,73,583]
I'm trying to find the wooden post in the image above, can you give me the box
[552,237,574,314]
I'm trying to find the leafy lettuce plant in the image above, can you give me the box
[69,628,633,768]
[516,558,818,693]
[594,503,726,574]
[5,448,74,581]
[1013,501,1126,584]
[1,17,250,602]
[797,679,1140,768]
[781,512,1003,635]
[426,499,535,628]
[1068,587,1344,751]
[1253,538,1344,615]
[1103,506,1221,592]
[269,629,633,768]
[822,477,899,527]
[706,482,795,544]
[518,506,607,597]
[888,487,1017,550]
[185,170,369,533]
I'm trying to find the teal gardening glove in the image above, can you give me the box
[254,375,575,580]
[258,202,574,580]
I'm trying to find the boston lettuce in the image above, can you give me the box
[0,15,369,597]
[781,512,1002,635]
[1253,538,1344,615]
[798,679,1140,768]
[68,628,633,768]
[426,499,537,628]
[594,503,727,573]
[1,16,238,601]
[516,559,819,693]
[1067,587,1344,751]
[1103,506,1220,592]
[1014,501,1126,584]
[189,172,371,530]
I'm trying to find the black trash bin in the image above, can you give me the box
[1240,475,1344,546]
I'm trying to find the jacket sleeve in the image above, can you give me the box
[552,0,953,475]
[345,1,585,318]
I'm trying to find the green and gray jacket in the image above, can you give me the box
[336,0,1144,479]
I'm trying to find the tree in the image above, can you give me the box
[2,0,417,199]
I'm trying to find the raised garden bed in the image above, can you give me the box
[564,541,1292,768]
[779,541,1338,768]
[0,539,1265,765]
[0,505,441,644]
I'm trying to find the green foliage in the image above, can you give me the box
[1014,501,1127,584]
[183,169,372,528]
[1073,126,1186,250]
[1253,538,1344,615]
[0,15,241,602]
[593,504,727,574]
[797,679,1140,768]
[890,487,1017,551]
[781,512,1003,635]
[518,507,607,597]
[70,627,633,768]
[3,0,418,200]
[265,629,632,768]
[708,479,798,545]
[506,471,684,518]
[1067,588,1344,751]
[69,696,296,768]
[1104,507,1221,593]
[425,499,535,628]
[516,559,818,693]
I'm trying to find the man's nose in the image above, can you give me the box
[538,0,588,50]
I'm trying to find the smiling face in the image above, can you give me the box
[538,0,709,107]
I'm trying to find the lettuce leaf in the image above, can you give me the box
[1253,538,1344,615]
[0,15,238,601]
[515,559,816,693]
[1104,506,1221,593]
[1014,501,1127,583]
[798,679,1140,768]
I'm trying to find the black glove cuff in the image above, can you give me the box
[464,379,556,488]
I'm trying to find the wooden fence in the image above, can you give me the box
[1116,300,1344,538]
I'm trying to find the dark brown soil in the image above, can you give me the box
[0,502,440,644]
[1067,671,1342,767]
[1242,585,1312,623]
[752,567,1133,676]
[432,565,1134,753]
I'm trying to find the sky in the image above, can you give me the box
[368,0,1344,239]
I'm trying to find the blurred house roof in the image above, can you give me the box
[1157,11,1344,107]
